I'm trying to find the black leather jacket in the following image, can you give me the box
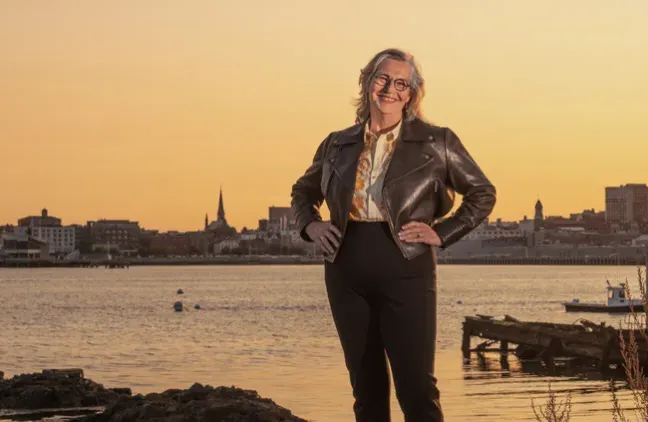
[291,117,496,262]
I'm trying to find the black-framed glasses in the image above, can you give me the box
[373,74,411,92]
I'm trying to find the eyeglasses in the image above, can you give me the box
[373,74,411,92]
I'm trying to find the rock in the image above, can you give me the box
[0,369,132,410]
[18,385,57,409]
[82,394,100,406]
[43,368,85,379]
[0,369,307,422]
[139,402,168,419]
[82,384,308,422]
[144,392,162,401]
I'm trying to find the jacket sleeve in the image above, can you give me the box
[432,128,496,249]
[290,135,330,242]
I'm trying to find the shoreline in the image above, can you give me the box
[1,255,646,268]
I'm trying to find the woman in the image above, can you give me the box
[291,48,496,422]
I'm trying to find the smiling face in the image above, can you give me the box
[369,58,412,119]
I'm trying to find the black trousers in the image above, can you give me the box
[324,222,443,422]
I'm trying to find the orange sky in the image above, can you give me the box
[1,1,647,231]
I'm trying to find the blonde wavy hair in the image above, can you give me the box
[354,48,425,124]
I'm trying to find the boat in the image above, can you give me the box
[563,280,645,313]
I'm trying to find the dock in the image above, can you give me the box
[462,314,648,370]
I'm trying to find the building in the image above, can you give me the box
[87,219,141,254]
[68,224,91,252]
[267,206,295,234]
[148,232,202,256]
[465,219,524,241]
[522,198,547,247]
[206,187,229,230]
[606,184,648,224]
[632,235,648,247]
[214,236,241,254]
[1,232,49,259]
[573,209,608,232]
[18,208,61,228]
[19,226,75,254]
[534,199,544,230]
[15,209,75,254]
[206,187,236,239]
[543,216,585,230]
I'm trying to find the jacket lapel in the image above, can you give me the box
[331,118,436,191]
[383,118,435,188]
[331,124,364,190]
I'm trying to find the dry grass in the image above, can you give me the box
[532,382,572,422]
[534,264,647,421]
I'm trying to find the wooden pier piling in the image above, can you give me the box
[461,314,648,370]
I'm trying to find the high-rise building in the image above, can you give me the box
[605,184,648,224]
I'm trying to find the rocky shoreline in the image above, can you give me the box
[0,369,307,421]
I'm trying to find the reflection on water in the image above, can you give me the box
[459,351,634,421]
[0,265,642,421]
[464,351,627,380]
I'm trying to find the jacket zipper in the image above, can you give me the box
[381,158,435,259]
[338,167,358,249]
[382,191,409,258]
[329,160,359,262]
[383,157,433,190]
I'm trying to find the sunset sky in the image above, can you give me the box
[1,1,647,231]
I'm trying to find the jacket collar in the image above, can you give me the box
[335,117,432,145]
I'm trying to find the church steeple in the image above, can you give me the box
[534,199,544,221]
[217,187,226,222]
[534,198,544,232]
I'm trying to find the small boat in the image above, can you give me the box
[563,280,645,313]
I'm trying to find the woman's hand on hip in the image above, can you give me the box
[398,221,442,246]
[305,221,342,255]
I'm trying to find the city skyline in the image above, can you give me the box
[2,2,647,232]
[0,184,640,232]
[2,184,643,233]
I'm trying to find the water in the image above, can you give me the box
[0,265,643,421]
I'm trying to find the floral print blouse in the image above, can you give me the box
[348,120,402,221]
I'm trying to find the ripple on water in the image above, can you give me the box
[0,265,642,421]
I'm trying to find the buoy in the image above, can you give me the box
[177,289,184,294]
[194,304,201,310]
[173,301,183,312]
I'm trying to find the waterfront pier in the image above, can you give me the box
[462,314,648,371]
